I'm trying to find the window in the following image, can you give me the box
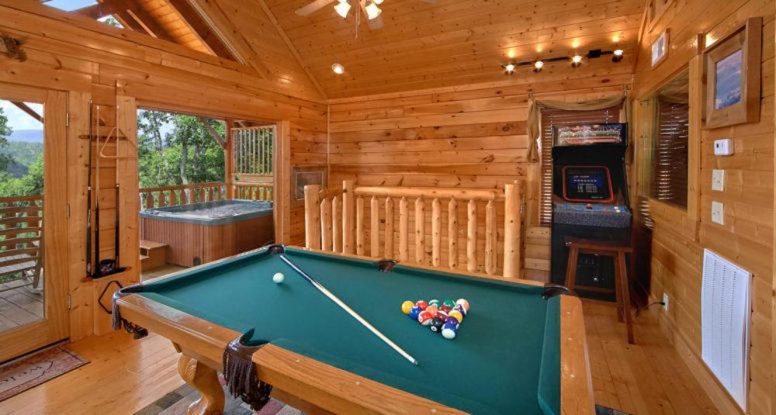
[650,73,689,208]
[539,105,622,225]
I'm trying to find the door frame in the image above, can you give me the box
[0,83,69,362]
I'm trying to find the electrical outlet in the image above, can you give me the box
[711,169,725,191]
[711,201,725,225]
[662,293,669,312]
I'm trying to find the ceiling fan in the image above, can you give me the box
[295,0,436,30]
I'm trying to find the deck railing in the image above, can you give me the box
[139,182,225,210]
[304,181,524,277]
[0,194,44,290]
[139,181,274,210]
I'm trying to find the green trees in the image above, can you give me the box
[0,107,40,197]
[137,110,225,188]
[0,107,14,172]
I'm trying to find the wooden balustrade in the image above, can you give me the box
[304,181,524,277]
[139,182,224,210]
[0,194,44,287]
[232,182,273,201]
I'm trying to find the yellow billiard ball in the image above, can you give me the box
[401,300,414,315]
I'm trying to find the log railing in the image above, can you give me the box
[0,194,44,290]
[139,182,225,210]
[304,181,524,277]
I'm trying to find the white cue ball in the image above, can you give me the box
[272,272,285,284]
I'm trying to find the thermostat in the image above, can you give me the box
[714,138,734,156]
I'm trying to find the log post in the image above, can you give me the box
[503,181,522,278]
[342,180,355,254]
[320,198,332,251]
[448,198,458,269]
[356,196,365,256]
[370,196,379,257]
[414,197,424,264]
[398,197,409,261]
[304,185,321,250]
[467,199,477,272]
[384,197,394,259]
[431,198,441,267]
[485,200,496,275]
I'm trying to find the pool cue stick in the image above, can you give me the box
[94,105,102,277]
[85,101,94,277]
[277,254,419,366]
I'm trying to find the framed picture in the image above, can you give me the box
[651,29,669,68]
[704,17,762,129]
[292,166,327,207]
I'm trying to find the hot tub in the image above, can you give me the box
[140,200,274,267]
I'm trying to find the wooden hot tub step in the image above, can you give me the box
[140,240,168,271]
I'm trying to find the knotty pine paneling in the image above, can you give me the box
[329,74,633,279]
[633,2,774,414]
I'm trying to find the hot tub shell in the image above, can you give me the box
[140,200,273,267]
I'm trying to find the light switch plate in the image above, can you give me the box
[711,201,724,225]
[714,138,734,156]
[712,169,725,191]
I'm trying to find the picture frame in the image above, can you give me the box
[291,166,327,207]
[703,17,762,129]
[651,29,669,68]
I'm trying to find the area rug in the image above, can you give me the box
[0,345,89,402]
[136,383,630,415]
[135,383,300,415]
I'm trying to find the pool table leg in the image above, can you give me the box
[177,354,225,415]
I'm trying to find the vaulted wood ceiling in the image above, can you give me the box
[54,0,645,100]
[264,0,645,98]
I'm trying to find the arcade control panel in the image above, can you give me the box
[553,202,631,228]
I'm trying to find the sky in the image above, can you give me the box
[44,0,96,12]
[0,100,44,131]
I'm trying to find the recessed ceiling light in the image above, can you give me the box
[331,63,345,75]
[533,60,544,72]
[571,54,583,67]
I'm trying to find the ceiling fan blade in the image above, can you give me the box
[419,0,437,3]
[368,14,384,30]
[295,0,336,16]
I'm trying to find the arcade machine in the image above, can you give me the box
[550,123,631,299]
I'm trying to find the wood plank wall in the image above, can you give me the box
[327,72,634,280]
[0,2,326,340]
[632,1,775,414]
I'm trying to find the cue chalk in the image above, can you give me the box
[277,254,419,366]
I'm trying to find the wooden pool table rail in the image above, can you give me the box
[114,247,594,414]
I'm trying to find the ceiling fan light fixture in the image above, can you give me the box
[365,2,382,20]
[571,54,583,67]
[334,0,351,18]
[373,0,384,4]
[533,60,544,72]
[504,63,516,74]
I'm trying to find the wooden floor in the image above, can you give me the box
[0,279,43,332]
[0,301,719,415]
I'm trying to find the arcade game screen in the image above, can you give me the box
[562,166,614,202]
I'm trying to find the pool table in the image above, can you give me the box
[113,245,593,415]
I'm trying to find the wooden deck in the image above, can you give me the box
[0,300,719,415]
[0,279,43,332]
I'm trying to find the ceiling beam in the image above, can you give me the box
[97,0,177,43]
[12,102,43,124]
[166,0,236,60]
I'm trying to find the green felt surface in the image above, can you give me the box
[138,247,561,415]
